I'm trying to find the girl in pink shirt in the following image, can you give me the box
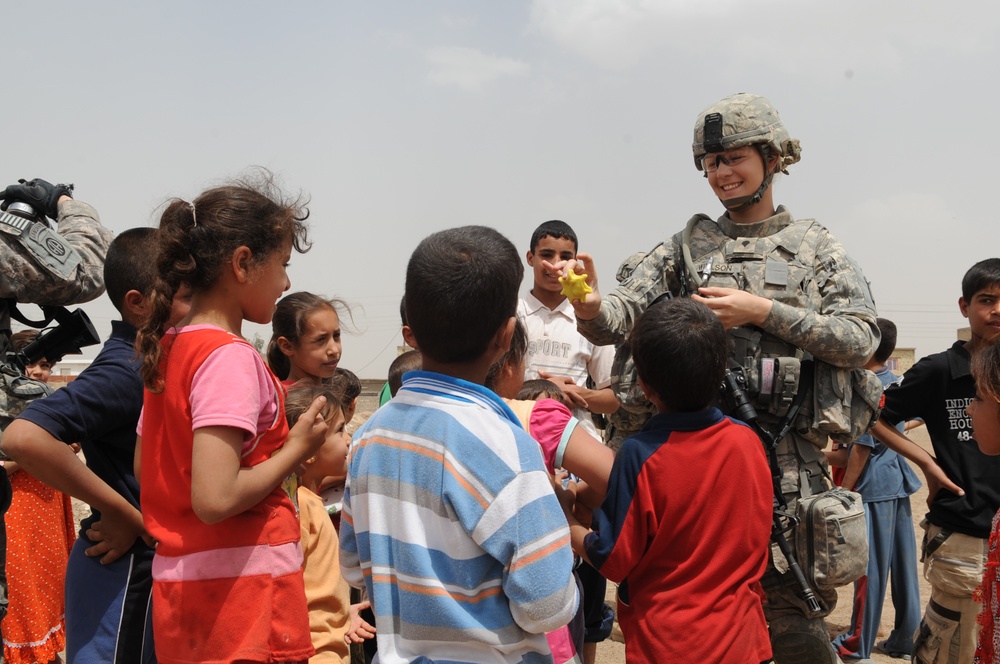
[135,173,329,664]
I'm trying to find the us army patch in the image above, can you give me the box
[0,211,80,280]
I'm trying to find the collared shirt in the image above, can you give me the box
[340,370,579,663]
[518,292,614,436]
[882,341,1000,537]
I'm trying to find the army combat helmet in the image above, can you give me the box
[692,93,802,211]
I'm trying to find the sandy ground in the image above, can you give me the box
[592,426,938,663]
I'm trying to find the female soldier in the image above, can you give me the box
[555,92,881,664]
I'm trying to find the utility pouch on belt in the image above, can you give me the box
[795,363,884,447]
[730,327,802,419]
[793,487,868,590]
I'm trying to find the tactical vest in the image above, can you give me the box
[609,215,882,448]
[689,215,882,447]
[698,215,820,423]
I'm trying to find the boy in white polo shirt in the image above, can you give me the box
[517,219,618,664]
[518,220,618,438]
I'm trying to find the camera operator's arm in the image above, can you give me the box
[0,180,112,305]
[2,419,152,563]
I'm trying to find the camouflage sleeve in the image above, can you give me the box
[762,228,878,368]
[577,236,682,346]
[0,199,112,306]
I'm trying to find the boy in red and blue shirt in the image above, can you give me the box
[566,297,774,663]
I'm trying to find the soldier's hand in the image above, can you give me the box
[0,178,74,220]
[693,286,773,329]
[545,252,603,320]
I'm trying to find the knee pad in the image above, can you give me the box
[769,614,840,664]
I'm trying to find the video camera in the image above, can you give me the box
[0,192,100,376]
[2,304,100,379]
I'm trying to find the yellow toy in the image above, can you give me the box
[559,268,593,303]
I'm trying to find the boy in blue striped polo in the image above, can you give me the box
[340,225,579,664]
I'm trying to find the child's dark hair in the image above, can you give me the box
[103,228,160,314]
[529,220,578,253]
[630,298,726,412]
[267,292,346,380]
[962,258,1000,302]
[517,379,571,407]
[484,319,528,392]
[284,380,343,428]
[388,350,421,396]
[872,317,898,365]
[971,342,1000,415]
[328,367,361,412]
[405,226,522,364]
[137,171,311,391]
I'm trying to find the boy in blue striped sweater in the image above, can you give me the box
[339,226,579,664]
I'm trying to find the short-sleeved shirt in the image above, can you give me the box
[851,367,922,503]
[518,293,614,436]
[585,408,773,662]
[881,341,1000,538]
[17,320,143,539]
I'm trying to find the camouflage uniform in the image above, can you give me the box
[0,199,111,306]
[0,198,111,427]
[577,206,879,659]
[0,197,111,619]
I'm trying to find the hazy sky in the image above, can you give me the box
[6,1,999,377]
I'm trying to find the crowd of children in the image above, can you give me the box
[0,162,998,664]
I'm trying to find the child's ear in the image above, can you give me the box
[401,325,419,350]
[525,249,535,266]
[122,288,149,315]
[123,290,148,320]
[276,336,296,357]
[231,246,253,283]
[637,375,664,410]
[959,296,970,319]
[495,317,516,354]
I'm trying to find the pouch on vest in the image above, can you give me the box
[793,487,868,590]
[795,363,884,447]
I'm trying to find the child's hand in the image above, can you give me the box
[346,601,376,643]
[923,461,965,507]
[573,501,594,529]
[85,504,157,564]
[286,395,329,462]
[553,479,577,521]
[537,372,590,409]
